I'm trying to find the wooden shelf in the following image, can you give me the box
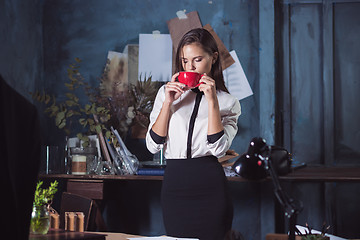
[39,173,164,181]
[278,166,360,182]
[39,166,360,183]
[39,173,256,182]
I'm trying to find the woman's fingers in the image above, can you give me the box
[171,72,180,82]
[199,75,216,88]
[166,81,187,93]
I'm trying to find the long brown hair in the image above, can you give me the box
[175,28,229,93]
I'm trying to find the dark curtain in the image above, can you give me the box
[0,75,41,239]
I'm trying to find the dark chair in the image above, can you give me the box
[59,192,97,231]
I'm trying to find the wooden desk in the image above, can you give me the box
[38,166,360,203]
[39,166,360,183]
[279,166,360,182]
[38,166,360,237]
[29,229,143,240]
[29,229,106,240]
[87,232,143,240]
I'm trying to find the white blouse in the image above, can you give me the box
[146,85,241,159]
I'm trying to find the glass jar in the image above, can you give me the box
[30,205,50,235]
[70,147,98,175]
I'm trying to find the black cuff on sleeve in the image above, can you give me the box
[150,128,166,144]
[207,130,224,144]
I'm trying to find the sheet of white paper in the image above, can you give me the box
[138,34,172,82]
[128,237,198,240]
[223,50,253,100]
[295,225,346,240]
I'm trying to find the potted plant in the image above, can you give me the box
[30,180,58,234]
[31,58,158,144]
[31,57,159,172]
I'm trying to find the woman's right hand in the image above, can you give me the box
[164,72,188,104]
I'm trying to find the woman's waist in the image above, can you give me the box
[166,155,217,161]
[165,155,221,170]
[163,155,227,189]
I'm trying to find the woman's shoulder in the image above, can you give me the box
[217,90,238,103]
[155,84,166,99]
[158,84,166,92]
[216,90,241,112]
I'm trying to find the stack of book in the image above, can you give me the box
[137,161,166,176]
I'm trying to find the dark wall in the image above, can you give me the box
[0,0,43,100]
[276,1,360,239]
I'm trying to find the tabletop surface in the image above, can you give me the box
[29,229,107,240]
[39,166,360,182]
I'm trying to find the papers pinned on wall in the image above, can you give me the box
[223,50,253,101]
[102,51,128,96]
[203,24,234,70]
[167,11,202,51]
[138,33,172,82]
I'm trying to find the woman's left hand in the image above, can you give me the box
[198,73,217,102]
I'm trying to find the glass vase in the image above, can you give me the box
[69,147,98,175]
[30,205,50,235]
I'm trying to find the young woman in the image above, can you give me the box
[146,28,241,239]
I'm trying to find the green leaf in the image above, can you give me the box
[66,110,74,118]
[33,180,58,207]
[44,94,51,104]
[96,107,105,112]
[76,133,83,139]
[82,141,89,148]
[55,111,65,126]
[95,125,102,133]
[51,105,59,113]
[65,93,76,100]
[65,82,74,91]
[79,118,87,127]
[90,103,96,114]
[58,121,66,129]
[88,118,94,125]
[84,104,91,113]
[65,100,76,107]
[105,131,111,139]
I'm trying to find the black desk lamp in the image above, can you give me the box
[233,137,303,240]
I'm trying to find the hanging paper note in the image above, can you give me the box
[203,24,235,70]
[167,11,202,51]
[223,50,253,100]
[138,33,172,82]
[102,51,128,96]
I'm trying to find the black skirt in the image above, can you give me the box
[161,156,233,240]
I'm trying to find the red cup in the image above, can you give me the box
[177,72,204,88]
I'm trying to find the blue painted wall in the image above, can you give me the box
[40,0,260,149]
[0,0,43,101]
[40,1,262,237]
